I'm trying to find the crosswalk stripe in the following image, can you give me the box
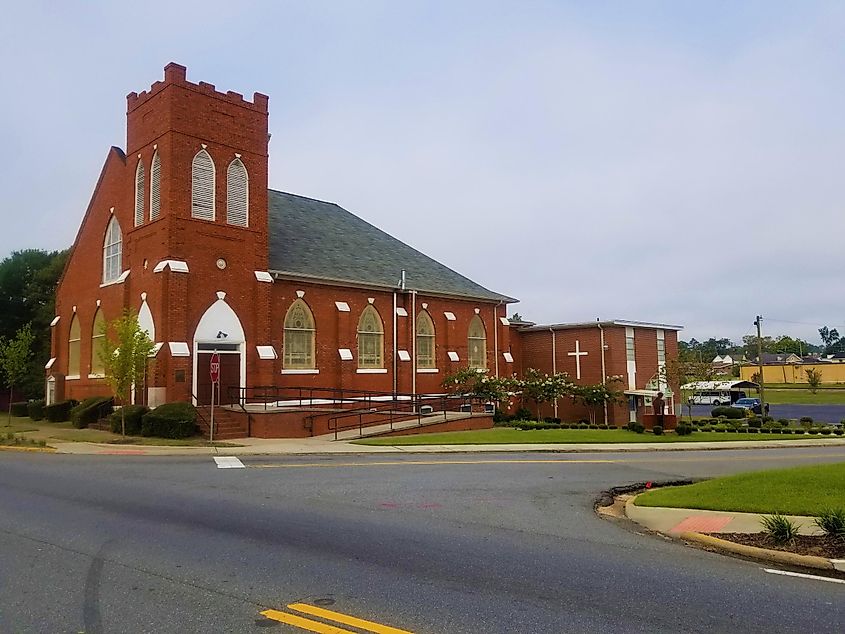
[260,609,355,633]
[288,603,414,634]
[214,456,245,469]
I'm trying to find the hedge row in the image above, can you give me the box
[70,397,114,429]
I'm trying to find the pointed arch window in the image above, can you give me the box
[134,159,145,227]
[283,300,315,369]
[226,158,249,227]
[357,306,384,369]
[68,315,81,378]
[91,309,106,376]
[103,216,123,283]
[416,311,436,369]
[468,315,487,369]
[191,149,215,220]
[150,151,161,221]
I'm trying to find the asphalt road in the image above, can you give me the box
[689,403,845,422]
[1,447,844,633]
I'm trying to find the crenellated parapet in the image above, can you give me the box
[127,62,269,114]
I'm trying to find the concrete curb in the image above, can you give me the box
[0,445,56,453]
[678,531,839,571]
[44,438,845,456]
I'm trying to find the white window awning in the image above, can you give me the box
[256,345,277,360]
[168,342,191,357]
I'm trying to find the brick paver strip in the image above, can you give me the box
[670,515,734,534]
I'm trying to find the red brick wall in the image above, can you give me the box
[50,64,514,406]
[511,324,680,425]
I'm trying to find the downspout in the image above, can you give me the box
[412,290,417,400]
[598,321,608,425]
[550,327,558,419]
[392,290,397,396]
[494,302,502,378]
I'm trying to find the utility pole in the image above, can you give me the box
[754,315,766,417]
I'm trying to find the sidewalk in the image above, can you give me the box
[624,497,823,535]
[47,437,845,456]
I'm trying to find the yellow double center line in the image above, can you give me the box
[262,602,413,633]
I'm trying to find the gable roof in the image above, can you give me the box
[266,190,516,302]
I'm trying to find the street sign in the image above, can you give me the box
[210,352,220,383]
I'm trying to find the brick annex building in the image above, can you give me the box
[47,64,680,435]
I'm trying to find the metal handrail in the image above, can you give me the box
[227,385,430,410]
[321,394,477,440]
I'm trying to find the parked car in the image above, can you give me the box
[734,398,761,411]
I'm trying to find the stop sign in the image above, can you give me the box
[209,352,220,383]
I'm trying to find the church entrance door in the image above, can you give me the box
[196,345,241,406]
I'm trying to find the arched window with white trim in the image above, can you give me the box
[283,300,315,369]
[416,311,436,369]
[191,149,215,220]
[91,309,106,376]
[149,150,161,221]
[357,306,384,369]
[468,315,487,369]
[226,158,249,227]
[102,216,122,283]
[68,315,81,378]
[134,159,145,226]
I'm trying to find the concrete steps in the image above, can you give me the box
[196,406,249,440]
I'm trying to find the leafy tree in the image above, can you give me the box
[570,377,623,425]
[661,358,717,420]
[819,326,844,355]
[0,324,35,425]
[99,309,155,436]
[519,368,573,421]
[442,367,516,409]
[805,368,823,394]
[0,249,69,398]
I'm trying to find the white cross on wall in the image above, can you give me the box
[568,340,589,380]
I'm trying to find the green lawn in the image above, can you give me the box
[635,462,845,516]
[764,388,845,405]
[353,428,840,446]
[2,416,241,447]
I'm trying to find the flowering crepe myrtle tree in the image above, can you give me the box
[0,323,35,426]
[442,367,517,409]
[570,376,624,425]
[99,309,155,436]
[519,368,574,421]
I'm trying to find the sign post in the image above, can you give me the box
[209,352,220,443]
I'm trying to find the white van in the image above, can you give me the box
[687,390,734,406]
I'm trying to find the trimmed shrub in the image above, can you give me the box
[808,429,819,435]
[27,399,45,421]
[627,421,645,434]
[108,405,149,436]
[10,401,29,417]
[70,397,114,429]
[578,423,589,429]
[652,425,663,436]
[44,399,77,422]
[820,427,832,435]
[699,425,712,432]
[762,416,774,423]
[514,407,532,421]
[676,423,693,436]
[777,418,790,427]
[834,428,844,436]
[800,416,813,424]
[711,406,745,419]
[141,402,198,439]
[747,417,762,429]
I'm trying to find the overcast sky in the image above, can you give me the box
[1,1,843,345]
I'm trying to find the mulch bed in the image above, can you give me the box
[715,533,845,559]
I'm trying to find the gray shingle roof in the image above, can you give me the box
[267,190,516,302]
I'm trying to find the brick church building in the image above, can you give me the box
[47,64,680,434]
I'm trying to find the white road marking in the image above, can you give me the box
[763,568,845,585]
[214,456,245,469]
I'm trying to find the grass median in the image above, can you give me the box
[634,462,845,516]
[352,428,842,446]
